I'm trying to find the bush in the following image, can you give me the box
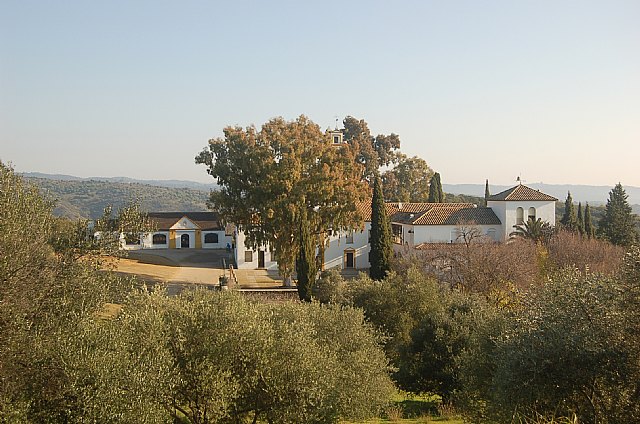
[461,265,640,423]
[546,230,624,274]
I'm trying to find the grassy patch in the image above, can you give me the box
[343,392,463,424]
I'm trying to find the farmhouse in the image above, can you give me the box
[234,183,557,271]
[121,212,233,250]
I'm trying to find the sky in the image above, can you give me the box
[1,1,639,187]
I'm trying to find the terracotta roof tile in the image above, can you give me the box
[356,202,500,226]
[487,184,557,202]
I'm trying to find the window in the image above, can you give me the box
[346,231,354,244]
[333,135,340,144]
[204,233,219,244]
[244,251,253,263]
[392,224,403,244]
[152,233,167,245]
[516,207,524,225]
[528,207,536,222]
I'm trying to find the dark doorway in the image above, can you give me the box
[258,250,265,268]
[181,234,190,248]
[345,251,354,268]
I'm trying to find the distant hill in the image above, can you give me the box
[25,177,211,220]
[443,182,640,206]
[21,172,640,221]
[21,172,217,191]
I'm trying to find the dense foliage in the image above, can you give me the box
[314,224,636,423]
[1,162,395,423]
[196,115,369,283]
[381,155,433,202]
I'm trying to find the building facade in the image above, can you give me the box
[121,212,233,250]
[234,183,556,271]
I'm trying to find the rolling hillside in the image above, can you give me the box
[26,177,211,220]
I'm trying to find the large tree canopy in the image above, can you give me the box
[196,115,369,280]
[381,155,434,202]
[342,116,401,182]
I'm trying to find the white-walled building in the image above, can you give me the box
[486,184,557,241]
[234,183,557,272]
[121,212,232,250]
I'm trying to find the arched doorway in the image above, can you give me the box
[181,234,190,248]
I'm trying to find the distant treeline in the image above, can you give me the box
[26,177,210,220]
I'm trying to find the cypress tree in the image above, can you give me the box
[370,175,393,280]
[560,191,578,231]
[428,172,444,203]
[584,202,595,239]
[295,204,316,301]
[598,183,638,246]
[484,179,490,206]
[577,202,585,236]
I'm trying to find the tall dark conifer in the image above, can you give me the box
[295,204,316,301]
[370,175,393,280]
[577,202,585,236]
[598,183,638,246]
[560,191,578,231]
[428,172,444,203]
[484,179,490,206]
[584,203,595,239]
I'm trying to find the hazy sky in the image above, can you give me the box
[1,1,639,186]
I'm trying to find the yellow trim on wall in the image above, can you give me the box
[169,230,176,249]
[195,230,202,248]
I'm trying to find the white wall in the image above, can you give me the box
[140,231,170,249]
[201,231,232,249]
[234,230,278,269]
[236,226,372,271]
[323,225,370,270]
[488,200,555,241]
[410,224,501,245]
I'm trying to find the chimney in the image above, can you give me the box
[398,202,403,210]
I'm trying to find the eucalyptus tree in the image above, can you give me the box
[381,154,433,202]
[342,115,401,182]
[196,115,369,284]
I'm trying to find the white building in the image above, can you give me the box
[486,184,557,241]
[121,212,233,250]
[234,183,557,272]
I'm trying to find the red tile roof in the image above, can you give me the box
[487,184,557,201]
[356,202,501,225]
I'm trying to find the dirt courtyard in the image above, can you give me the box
[111,249,285,291]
